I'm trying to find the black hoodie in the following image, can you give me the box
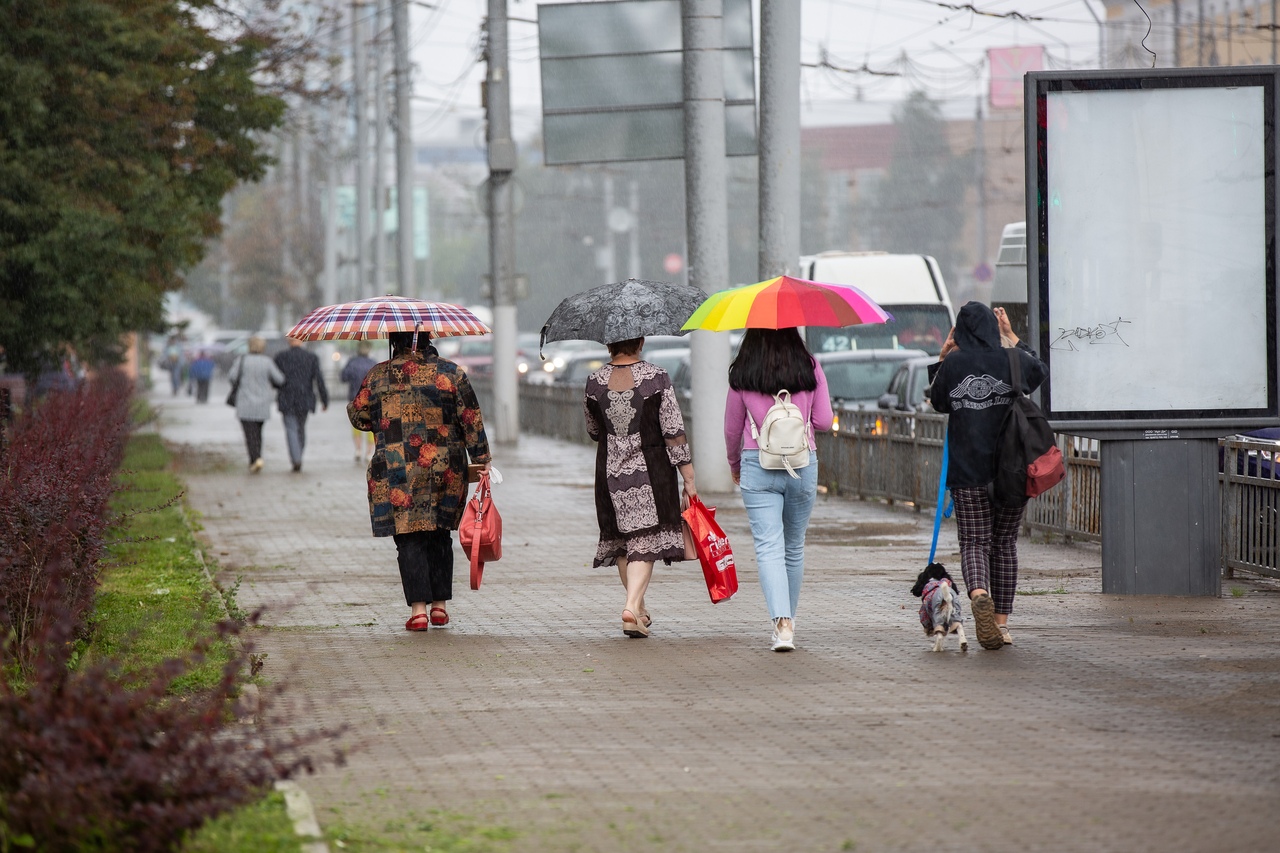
[928,302,1048,489]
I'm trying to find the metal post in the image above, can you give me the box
[486,0,519,445]
[974,94,986,293]
[603,172,617,283]
[353,0,370,298]
[219,197,233,327]
[1172,0,1181,66]
[628,179,641,280]
[393,0,417,298]
[683,0,733,492]
[374,0,388,293]
[1273,0,1277,65]
[757,0,801,281]
[323,3,340,306]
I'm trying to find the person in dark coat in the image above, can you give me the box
[928,301,1048,651]
[274,338,329,472]
[341,341,378,462]
[347,331,492,631]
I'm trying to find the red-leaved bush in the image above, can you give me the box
[0,372,132,669]
[0,549,346,851]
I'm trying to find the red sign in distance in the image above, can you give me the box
[663,253,684,275]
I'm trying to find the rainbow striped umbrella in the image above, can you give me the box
[681,275,894,331]
[286,296,490,340]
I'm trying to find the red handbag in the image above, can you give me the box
[681,496,738,603]
[460,469,501,589]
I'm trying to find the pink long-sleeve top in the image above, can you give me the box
[723,361,834,476]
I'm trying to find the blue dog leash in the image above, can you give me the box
[928,432,953,566]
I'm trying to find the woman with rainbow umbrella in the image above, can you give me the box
[683,276,892,651]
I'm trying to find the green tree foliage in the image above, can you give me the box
[0,0,286,376]
[860,91,971,278]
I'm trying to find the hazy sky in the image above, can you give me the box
[403,0,1106,142]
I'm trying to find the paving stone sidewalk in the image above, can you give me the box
[154,379,1280,853]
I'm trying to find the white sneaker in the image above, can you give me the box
[770,621,795,652]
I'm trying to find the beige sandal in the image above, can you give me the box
[621,609,649,638]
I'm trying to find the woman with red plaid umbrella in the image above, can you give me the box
[348,330,492,631]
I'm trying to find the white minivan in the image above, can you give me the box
[800,251,955,356]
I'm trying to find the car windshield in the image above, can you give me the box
[562,356,609,382]
[823,359,908,402]
[807,305,949,355]
[456,338,493,356]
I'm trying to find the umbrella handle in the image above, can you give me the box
[538,324,548,361]
[411,322,421,353]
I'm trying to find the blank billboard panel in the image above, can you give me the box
[1030,70,1277,429]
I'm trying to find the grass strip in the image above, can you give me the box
[95,430,299,851]
[94,432,229,691]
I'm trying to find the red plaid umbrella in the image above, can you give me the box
[286,296,490,340]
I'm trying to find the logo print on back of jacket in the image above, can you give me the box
[950,374,1014,411]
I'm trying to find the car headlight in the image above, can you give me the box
[517,362,528,374]
[831,413,840,433]
[553,357,566,369]
[543,362,556,372]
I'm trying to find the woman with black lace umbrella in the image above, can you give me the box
[543,279,705,638]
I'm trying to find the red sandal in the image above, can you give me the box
[429,606,450,627]
[405,613,430,632]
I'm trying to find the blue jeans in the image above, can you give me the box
[738,450,818,620]
[282,412,308,466]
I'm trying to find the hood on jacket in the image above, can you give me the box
[953,301,1001,352]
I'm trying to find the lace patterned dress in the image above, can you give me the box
[584,361,692,567]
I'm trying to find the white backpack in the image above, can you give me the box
[746,390,812,479]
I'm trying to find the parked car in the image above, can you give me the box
[553,350,611,386]
[538,340,608,384]
[817,349,927,409]
[877,355,939,413]
[646,347,690,388]
[447,335,494,376]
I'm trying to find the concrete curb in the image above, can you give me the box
[273,780,329,853]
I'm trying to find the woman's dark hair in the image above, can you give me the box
[388,330,431,354]
[728,328,818,395]
[607,337,643,358]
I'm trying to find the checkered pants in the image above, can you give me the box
[951,487,1026,615]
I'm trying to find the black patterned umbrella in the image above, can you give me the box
[539,278,706,356]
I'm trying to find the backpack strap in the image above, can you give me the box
[1006,348,1024,396]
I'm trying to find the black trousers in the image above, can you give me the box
[393,529,454,605]
[195,379,210,403]
[240,419,263,463]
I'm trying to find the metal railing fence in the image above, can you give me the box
[475,379,1279,577]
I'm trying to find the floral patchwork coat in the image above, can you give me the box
[347,347,491,537]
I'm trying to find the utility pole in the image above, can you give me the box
[757,0,800,281]
[1198,0,1204,66]
[486,0,519,445]
[374,0,389,293]
[1274,0,1277,65]
[393,0,416,298]
[323,2,341,307]
[353,0,371,298]
[628,179,640,280]
[603,172,617,283]
[219,197,233,327]
[1172,0,1181,66]
[683,0,732,492]
[974,94,987,297]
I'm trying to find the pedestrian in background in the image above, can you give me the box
[274,337,328,473]
[724,328,833,652]
[348,331,492,632]
[928,302,1048,650]
[188,351,215,403]
[583,337,696,639]
[229,336,285,474]
[341,341,378,462]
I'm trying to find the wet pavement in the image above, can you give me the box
[153,376,1280,853]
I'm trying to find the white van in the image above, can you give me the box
[800,252,955,356]
[991,221,1028,340]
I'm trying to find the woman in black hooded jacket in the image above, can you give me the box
[928,301,1048,650]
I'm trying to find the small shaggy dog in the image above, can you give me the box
[911,563,968,652]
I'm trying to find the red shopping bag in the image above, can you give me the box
[460,470,501,590]
[681,496,738,603]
